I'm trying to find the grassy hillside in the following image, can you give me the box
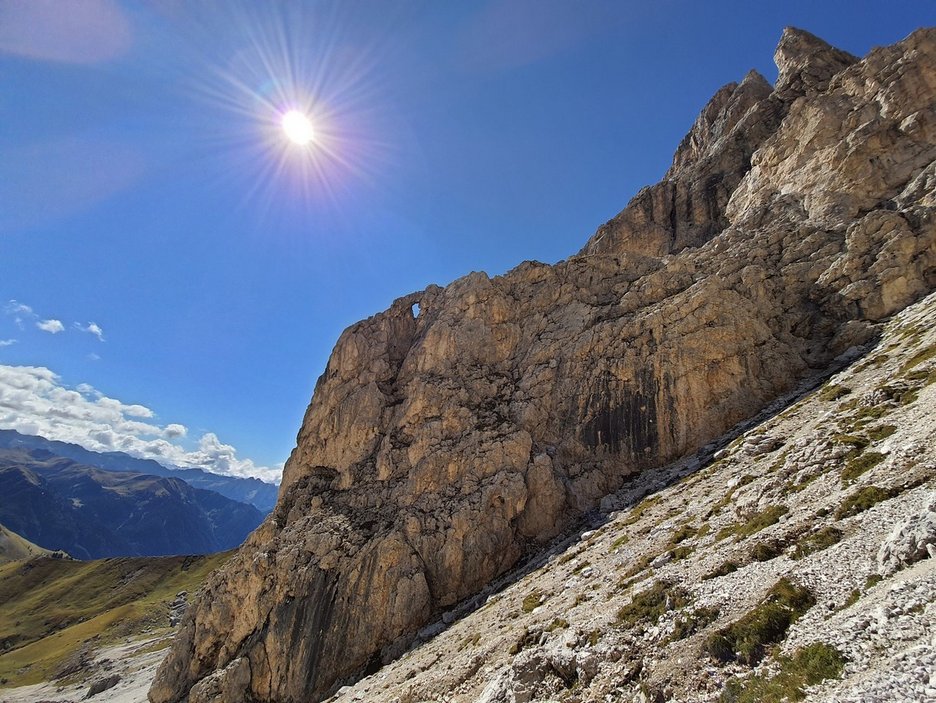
[0,551,230,687]
[0,524,52,564]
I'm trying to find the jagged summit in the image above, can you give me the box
[774,26,859,99]
[149,27,936,703]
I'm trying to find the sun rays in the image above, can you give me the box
[165,2,394,227]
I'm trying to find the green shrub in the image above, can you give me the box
[522,590,545,613]
[792,526,844,560]
[901,343,936,371]
[623,494,662,526]
[705,578,815,665]
[616,581,690,628]
[904,367,936,386]
[668,545,694,561]
[750,540,784,562]
[818,384,851,402]
[703,560,739,580]
[545,618,569,632]
[669,524,698,545]
[842,590,860,609]
[866,425,896,441]
[708,475,756,518]
[831,433,868,451]
[668,606,720,642]
[836,486,893,519]
[716,505,789,541]
[720,642,846,702]
[841,452,885,485]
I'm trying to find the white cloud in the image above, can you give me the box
[0,364,282,483]
[5,300,35,329]
[0,339,16,347]
[164,423,187,439]
[4,300,33,317]
[75,321,105,341]
[87,353,101,362]
[37,319,65,334]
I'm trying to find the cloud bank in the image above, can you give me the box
[0,364,282,483]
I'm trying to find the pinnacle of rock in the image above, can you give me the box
[148,27,936,703]
[773,25,859,100]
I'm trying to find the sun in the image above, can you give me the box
[281,109,315,145]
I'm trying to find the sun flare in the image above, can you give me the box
[281,109,315,145]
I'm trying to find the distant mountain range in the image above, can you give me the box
[0,429,279,513]
[0,447,264,559]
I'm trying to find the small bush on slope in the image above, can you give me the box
[705,578,815,666]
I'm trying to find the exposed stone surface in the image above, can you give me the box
[149,27,936,703]
[877,493,936,576]
[321,283,936,703]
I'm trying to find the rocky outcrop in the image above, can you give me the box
[150,27,936,703]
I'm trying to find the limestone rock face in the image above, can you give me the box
[149,27,936,703]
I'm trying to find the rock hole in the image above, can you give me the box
[412,302,421,318]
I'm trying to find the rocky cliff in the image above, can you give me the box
[149,27,936,703]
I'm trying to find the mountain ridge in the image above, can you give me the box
[0,429,279,514]
[0,447,263,559]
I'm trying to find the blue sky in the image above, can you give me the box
[1,1,933,482]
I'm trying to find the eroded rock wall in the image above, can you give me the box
[150,27,936,703]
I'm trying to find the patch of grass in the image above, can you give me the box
[619,551,656,581]
[904,367,936,386]
[856,353,889,372]
[572,561,591,574]
[616,580,691,629]
[900,389,919,405]
[865,574,883,590]
[668,545,694,561]
[508,628,539,656]
[849,404,889,429]
[842,590,861,610]
[836,485,893,519]
[841,451,885,485]
[819,384,851,402]
[707,475,756,518]
[750,540,784,562]
[792,526,843,560]
[668,606,720,642]
[901,343,936,371]
[458,632,481,651]
[521,590,545,614]
[720,642,846,702]
[623,494,662,526]
[545,618,569,632]
[669,524,698,545]
[609,533,629,552]
[703,560,739,580]
[0,553,230,686]
[705,578,815,666]
[587,629,601,646]
[716,505,789,542]
[832,433,869,451]
[866,425,897,441]
[781,471,820,496]
[767,450,790,475]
